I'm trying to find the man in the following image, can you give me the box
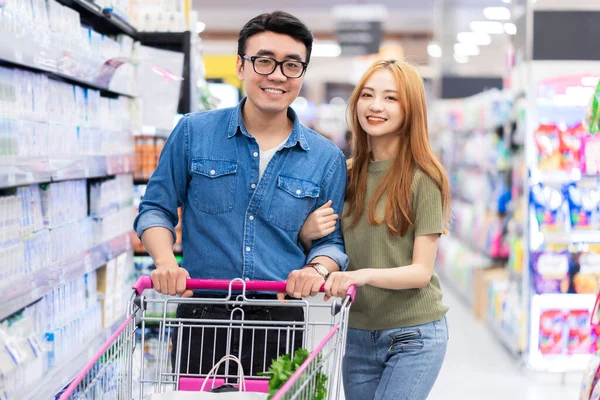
[133,11,347,376]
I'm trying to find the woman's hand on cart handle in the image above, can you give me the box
[324,270,368,301]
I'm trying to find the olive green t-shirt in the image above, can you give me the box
[341,159,449,330]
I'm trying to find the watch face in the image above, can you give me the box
[316,264,328,275]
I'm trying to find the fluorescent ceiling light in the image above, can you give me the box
[312,42,342,57]
[427,43,442,58]
[502,0,511,3]
[470,21,504,34]
[483,7,511,20]
[454,43,480,56]
[457,32,492,46]
[196,21,206,33]
[504,23,517,35]
[454,53,469,64]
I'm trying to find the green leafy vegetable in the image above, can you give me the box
[260,348,328,399]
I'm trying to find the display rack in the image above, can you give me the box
[0,229,133,321]
[0,154,135,190]
[511,60,600,372]
[16,312,125,400]
[55,0,138,39]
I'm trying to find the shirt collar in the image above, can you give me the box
[228,97,310,151]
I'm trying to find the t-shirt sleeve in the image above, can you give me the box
[413,171,444,237]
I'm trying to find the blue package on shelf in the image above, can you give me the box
[565,181,600,231]
[530,183,570,232]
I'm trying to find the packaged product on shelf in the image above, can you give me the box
[582,135,600,175]
[572,245,600,294]
[560,123,585,171]
[566,180,600,231]
[535,124,561,170]
[531,183,569,232]
[592,326,600,353]
[539,309,565,355]
[531,248,571,294]
[566,309,592,354]
[586,81,600,134]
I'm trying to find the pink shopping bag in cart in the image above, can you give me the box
[150,355,267,400]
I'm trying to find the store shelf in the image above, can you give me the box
[487,315,521,357]
[0,231,133,321]
[0,154,135,189]
[134,177,150,185]
[138,32,189,51]
[0,44,135,98]
[18,316,125,400]
[540,230,600,244]
[55,0,138,39]
[438,269,473,308]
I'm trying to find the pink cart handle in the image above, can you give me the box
[133,276,356,301]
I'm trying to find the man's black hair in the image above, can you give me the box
[237,11,313,64]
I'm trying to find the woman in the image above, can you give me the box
[299,60,451,400]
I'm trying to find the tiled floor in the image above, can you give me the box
[429,282,581,400]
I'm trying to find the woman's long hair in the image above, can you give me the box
[345,60,451,236]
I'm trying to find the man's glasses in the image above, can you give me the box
[242,55,307,79]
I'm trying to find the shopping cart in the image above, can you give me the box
[58,276,355,399]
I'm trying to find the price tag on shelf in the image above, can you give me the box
[7,174,15,186]
[26,172,33,182]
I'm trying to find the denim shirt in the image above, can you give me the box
[133,99,348,282]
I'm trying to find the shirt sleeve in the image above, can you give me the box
[133,116,190,242]
[306,151,349,270]
[413,170,444,237]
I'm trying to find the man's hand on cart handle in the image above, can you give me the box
[150,265,194,297]
[277,267,325,301]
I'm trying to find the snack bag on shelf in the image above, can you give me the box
[566,181,600,231]
[586,81,600,135]
[531,183,569,232]
[582,135,600,175]
[560,123,586,171]
[531,248,571,294]
[535,124,561,170]
[593,326,600,354]
[567,309,592,354]
[572,246,600,294]
[539,309,565,354]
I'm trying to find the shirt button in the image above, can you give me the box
[253,152,259,157]
[210,170,216,175]
[296,190,301,195]
[245,277,250,281]
[249,215,254,221]
[246,247,251,252]
[251,183,256,189]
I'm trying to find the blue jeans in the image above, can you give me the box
[343,316,448,400]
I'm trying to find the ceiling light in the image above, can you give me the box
[454,43,480,56]
[502,0,511,3]
[312,42,342,58]
[470,21,504,34]
[196,21,206,33]
[504,23,517,35]
[427,43,442,58]
[457,32,492,46]
[454,53,469,64]
[483,7,511,21]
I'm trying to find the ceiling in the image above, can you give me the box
[193,0,511,77]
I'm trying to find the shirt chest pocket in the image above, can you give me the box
[268,174,320,231]
[190,158,237,214]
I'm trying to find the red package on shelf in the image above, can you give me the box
[539,309,565,354]
[567,309,592,354]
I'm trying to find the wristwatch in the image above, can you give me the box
[304,263,330,280]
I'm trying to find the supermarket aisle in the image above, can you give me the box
[429,282,580,400]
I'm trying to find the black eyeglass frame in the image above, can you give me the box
[242,55,308,79]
